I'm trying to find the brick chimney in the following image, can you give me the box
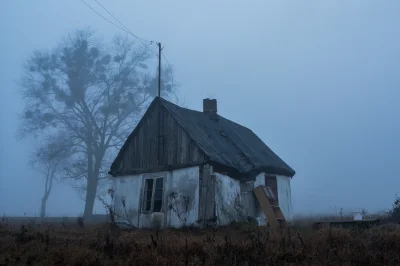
[203,98,217,114]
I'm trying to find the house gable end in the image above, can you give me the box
[110,97,207,177]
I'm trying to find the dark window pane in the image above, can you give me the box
[144,179,154,211]
[146,200,152,211]
[154,200,162,212]
[145,179,154,191]
[144,194,152,211]
[154,189,163,200]
[155,178,163,189]
[153,178,163,212]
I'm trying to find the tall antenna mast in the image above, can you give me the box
[157,42,162,98]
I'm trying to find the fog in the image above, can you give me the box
[1,0,399,217]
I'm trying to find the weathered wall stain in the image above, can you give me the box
[112,166,200,229]
[215,173,247,225]
[214,172,293,226]
[112,166,292,228]
[112,174,143,227]
[166,167,199,227]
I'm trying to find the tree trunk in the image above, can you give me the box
[40,196,47,220]
[84,131,96,219]
[40,170,53,221]
[83,176,98,219]
[83,132,104,219]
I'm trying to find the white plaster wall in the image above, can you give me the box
[112,169,293,228]
[112,166,200,229]
[112,174,143,227]
[164,166,200,228]
[254,173,265,188]
[215,173,244,226]
[276,175,293,222]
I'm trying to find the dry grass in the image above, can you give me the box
[1,220,400,266]
[292,212,388,230]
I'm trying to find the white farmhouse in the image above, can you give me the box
[109,97,295,229]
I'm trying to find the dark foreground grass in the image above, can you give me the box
[1,222,400,266]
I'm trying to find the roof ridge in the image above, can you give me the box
[111,96,295,178]
[160,97,295,176]
[159,97,253,132]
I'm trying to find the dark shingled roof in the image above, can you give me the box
[159,98,295,177]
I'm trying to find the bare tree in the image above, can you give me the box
[30,133,75,219]
[18,28,175,218]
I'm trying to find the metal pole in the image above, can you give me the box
[157,42,162,97]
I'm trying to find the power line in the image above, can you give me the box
[90,0,176,91]
[81,0,176,93]
[80,0,130,36]
[93,0,151,44]
[92,0,157,55]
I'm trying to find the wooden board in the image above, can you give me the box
[198,164,216,228]
[253,185,285,229]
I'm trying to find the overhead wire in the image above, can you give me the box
[80,0,176,91]
[80,0,130,36]
[92,0,157,56]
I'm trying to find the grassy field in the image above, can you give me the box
[1,215,400,266]
[1,215,109,227]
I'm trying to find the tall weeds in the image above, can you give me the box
[1,222,400,265]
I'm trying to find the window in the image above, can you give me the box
[265,175,278,204]
[264,186,276,199]
[142,177,164,212]
[154,178,163,212]
[143,179,154,212]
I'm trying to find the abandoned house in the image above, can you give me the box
[109,97,296,229]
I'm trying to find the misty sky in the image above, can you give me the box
[1,1,399,217]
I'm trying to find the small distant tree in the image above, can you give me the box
[389,195,400,222]
[30,133,74,219]
[18,28,176,218]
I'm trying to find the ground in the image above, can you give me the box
[1,215,400,266]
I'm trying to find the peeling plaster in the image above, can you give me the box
[215,172,293,226]
[112,175,143,227]
[215,173,247,226]
[165,167,199,228]
[112,166,199,229]
[113,166,293,228]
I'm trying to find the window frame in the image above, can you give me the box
[265,174,279,204]
[141,174,165,213]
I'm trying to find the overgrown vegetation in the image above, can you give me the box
[1,221,400,265]
[1,197,400,265]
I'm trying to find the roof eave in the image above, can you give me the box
[209,160,295,180]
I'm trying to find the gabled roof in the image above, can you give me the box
[111,97,295,178]
[159,98,295,177]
